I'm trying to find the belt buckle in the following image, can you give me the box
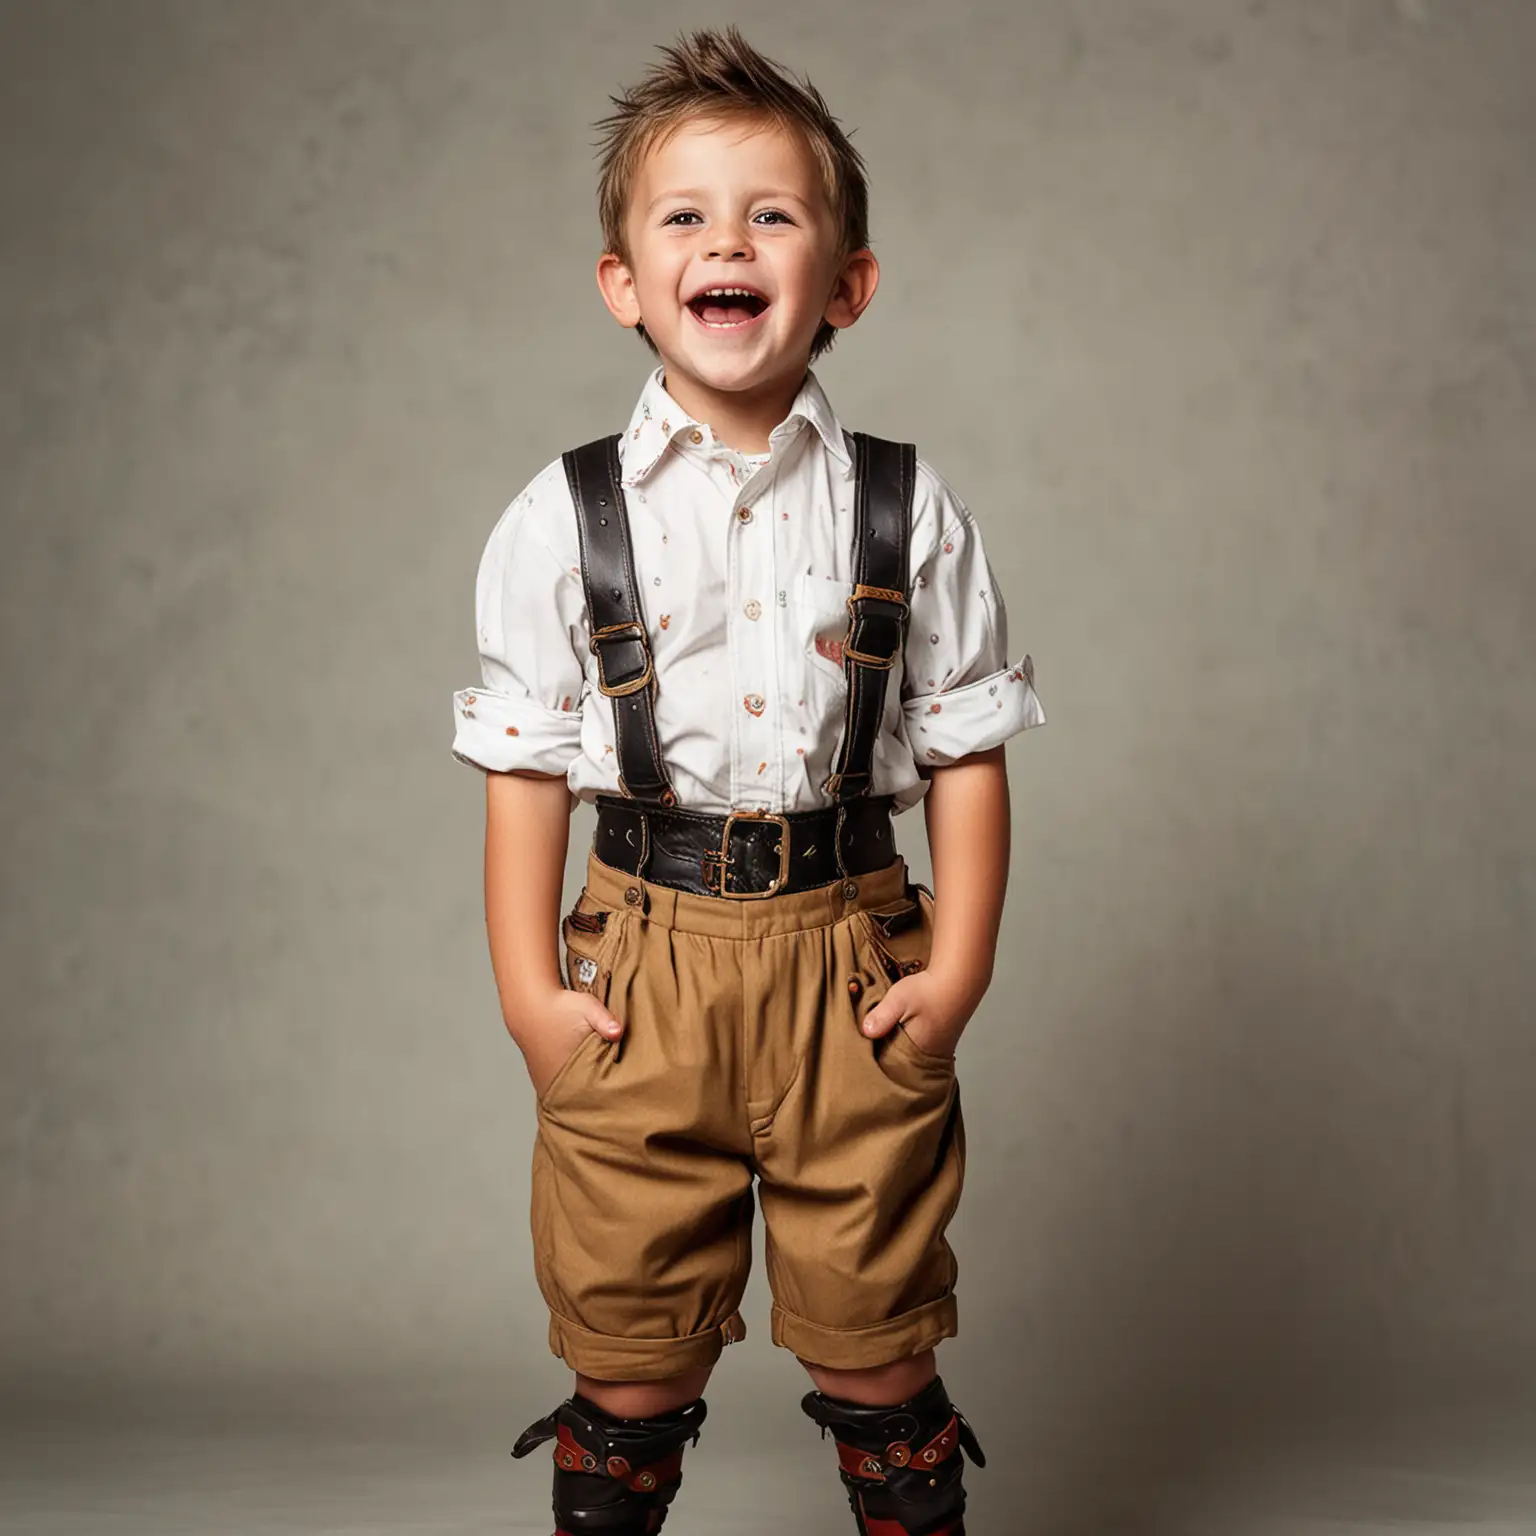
[704,810,792,899]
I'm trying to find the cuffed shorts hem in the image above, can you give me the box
[770,1291,958,1370]
[547,1307,748,1382]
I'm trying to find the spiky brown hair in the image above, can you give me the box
[592,25,871,363]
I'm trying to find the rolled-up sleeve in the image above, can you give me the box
[901,474,1046,768]
[450,484,588,776]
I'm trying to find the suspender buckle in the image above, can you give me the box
[841,584,909,669]
[589,621,655,697]
[702,811,792,898]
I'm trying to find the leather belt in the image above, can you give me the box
[592,793,899,898]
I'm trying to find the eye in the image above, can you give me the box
[660,209,795,227]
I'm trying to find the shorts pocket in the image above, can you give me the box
[535,1026,606,1112]
[886,1015,957,1072]
[849,886,957,1090]
[541,890,629,1112]
[560,888,625,996]
[859,885,939,992]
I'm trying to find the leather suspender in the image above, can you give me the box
[562,434,678,807]
[560,428,915,811]
[821,431,915,799]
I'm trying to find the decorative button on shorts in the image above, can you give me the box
[531,845,966,1381]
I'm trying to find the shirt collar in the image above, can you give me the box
[617,364,851,487]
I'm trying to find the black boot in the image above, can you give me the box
[800,1374,986,1536]
[511,1391,707,1535]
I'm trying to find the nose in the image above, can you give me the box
[706,217,753,260]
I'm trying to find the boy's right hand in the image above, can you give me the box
[512,986,624,1102]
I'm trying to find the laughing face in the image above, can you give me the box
[596,114,877,422]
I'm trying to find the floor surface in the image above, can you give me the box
[4,1368,1536,1534]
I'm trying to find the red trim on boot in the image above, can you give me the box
[831,1413,962,1482]
[551,1423,684,1494]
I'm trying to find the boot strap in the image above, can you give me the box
[510,1408,558,1459]
[831,1411,978,1482]
[511,1394,707,1483]
[800,1376,986,1473]
[547,1422,684,1492]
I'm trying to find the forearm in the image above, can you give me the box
[921,745,1011,1006]
[484,768,574,1038]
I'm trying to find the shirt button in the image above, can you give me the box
[745,692,765,713]
[737,506,753,523]
[689,429,703,444]
[744,599,762,620]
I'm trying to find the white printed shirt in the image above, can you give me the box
[450,364,1045,816]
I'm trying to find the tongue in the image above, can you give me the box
[697,300,758,325]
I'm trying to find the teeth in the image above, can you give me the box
[689,285,767,328]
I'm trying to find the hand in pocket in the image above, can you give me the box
[513,985,623,1102]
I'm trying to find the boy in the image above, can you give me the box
[450,26,1044,1536]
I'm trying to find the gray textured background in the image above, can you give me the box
[3,1,1534,1531]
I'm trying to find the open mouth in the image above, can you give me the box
[686,288,771,330]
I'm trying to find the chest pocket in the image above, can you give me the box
[795,573,853,688]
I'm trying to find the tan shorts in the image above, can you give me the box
[530,843,966,1382]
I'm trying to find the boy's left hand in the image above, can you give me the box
[859,963,985,1060]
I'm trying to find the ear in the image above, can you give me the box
[823,248,879,331]
[596,252,642,328]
